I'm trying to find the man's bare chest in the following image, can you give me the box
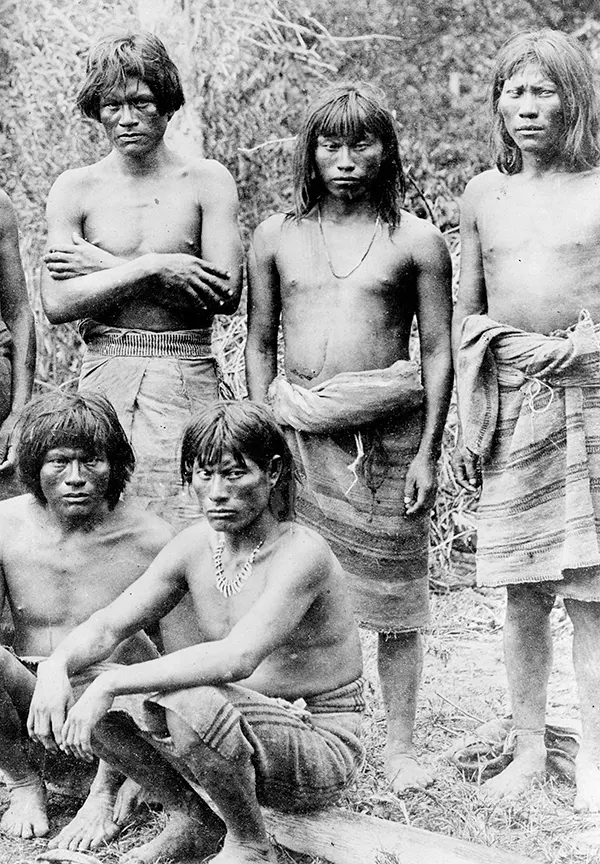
[82,184,201,257]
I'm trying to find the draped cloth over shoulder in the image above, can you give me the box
[457,311,600,596]
[268,362,430,634]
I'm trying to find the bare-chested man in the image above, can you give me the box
[0,190,35,496]
[245,84,452,795]
[41,32,243,527]
[453,30,600,811]
[0,391,172,848]
[27,401,364,864]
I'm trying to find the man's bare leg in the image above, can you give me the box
[48,761,136,851]
[165,711,277,864]
[482,584,551,801]
[564,599,600,812]
[91,714,224,864]
[379,630,434,794]
[0,650,48,839]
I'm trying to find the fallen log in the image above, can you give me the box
[262,806,542,864]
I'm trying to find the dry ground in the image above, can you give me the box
[1,564,598,864]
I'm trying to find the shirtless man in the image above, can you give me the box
[27,401,364,864]
[0,190,35,495]
[453,30,600,810]
[41,32,243,527]
[245,83,452,794]
[0,391,172,847]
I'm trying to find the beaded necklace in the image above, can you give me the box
[317,204,381,280]
[214,539,263,597]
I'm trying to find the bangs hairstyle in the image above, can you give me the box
[492,29,600,174]
[293,83,406,227]
[77,32,185,121]
[17,391,135,509]
[180,401,295,521]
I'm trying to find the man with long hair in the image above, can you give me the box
[40,32,243,527]
[245,83,452,795]
[453,29,600,810]
[0,391,171,848]
[27,401,364,864]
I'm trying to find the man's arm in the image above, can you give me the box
[41,167,239,324]
[195,160,243,315]
[27,535,189,749]
[404,222,453,515]
[245,216,283,400]
[451,179,488,490]
[58,530,331,759]
[0,192,35,468]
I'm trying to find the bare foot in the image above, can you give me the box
[48,791,122,851]
[574,754,600,813]
[113,777,146,825]
[122,811,221,864]
[211,836,278,863]
[0,778,49,839]
[384,752,435,795]
[481,750,546,801]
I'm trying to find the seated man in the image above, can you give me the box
[28,401,365,864]
[0,391,172,848]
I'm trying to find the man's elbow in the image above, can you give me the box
[41,293,73,325]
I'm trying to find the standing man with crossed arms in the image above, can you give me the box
[41,32,243,527]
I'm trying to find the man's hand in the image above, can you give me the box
[452,441,482,491]
[404,453,437,516]
[27,661,74,752]
[152,252,233,312]
[61,676,115,762]
[0,412,19,475]
[44,233,126,280]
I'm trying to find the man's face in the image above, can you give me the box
[192,452,277,534]
[39,446,111,520]
[314,132,384,201]
[497,64,564,158]
[98,76,169,154]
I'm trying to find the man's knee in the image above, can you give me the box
[506,583,555,618]
[165,710,204,761]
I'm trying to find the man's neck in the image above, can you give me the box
[519,148,567,179]
[318,195,378,223]
[42,502,112,537]
[110,141,172,177]
[221,511,280,556]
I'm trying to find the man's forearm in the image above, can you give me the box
[43,612,124,678]
[245,344,277,401]
[419,348,453,459]
[42,255,155,324]
[6,305,35,412]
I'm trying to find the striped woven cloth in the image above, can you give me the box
[457,312,600,594]
[268,364,430,633]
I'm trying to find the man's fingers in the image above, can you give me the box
[197,258,231,280]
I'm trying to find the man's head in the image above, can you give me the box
[180,401,295,523]
[18,391,134,510]
[293,83,405,227]
[77,32,185,122]
[492,29,600,174]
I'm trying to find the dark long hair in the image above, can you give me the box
[180,401,295,521]
[17,391,134,509]
[77,32,185,121]
[492,29,600,174]
[293,82,405,227]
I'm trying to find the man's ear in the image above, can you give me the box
[268,455,283,487]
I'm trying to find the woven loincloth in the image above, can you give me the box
[111,678,365,812]
[268,364,430,633]
[79,320,227,529]
[458,311,600,596]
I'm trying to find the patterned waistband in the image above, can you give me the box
[83,328,213,359]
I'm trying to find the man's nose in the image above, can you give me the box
[208,474,228,500]
[518,91,539,116]
[336,145,355,170]
[65,460,85,485]
[118,102,137,125]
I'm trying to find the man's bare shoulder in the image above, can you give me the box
[462,168,504,206]
[392,211,451,265]
[0,493,34,527]
[112,501,175,556]
[182,157,238,201]
[276,522,338,580]
[48,160,111,200]
[252,213,288,253]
